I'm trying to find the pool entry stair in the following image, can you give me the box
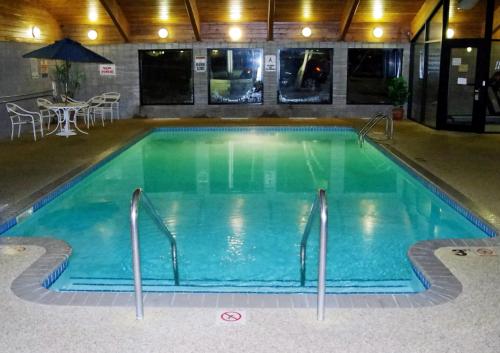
[358,112,393,146]
[129,188,329,321]
[56,278,417,294]
[130,188,179,319]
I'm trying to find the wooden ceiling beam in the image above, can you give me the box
[339,0,360,41]
[184,0,202,41]
[410,0,441,40]
[267,0,275,41]
[98,0,130,42]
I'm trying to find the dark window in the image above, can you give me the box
[139,49,193,105]
[347,49,403,104]
[208,48,263,104]
[278,48,333,104]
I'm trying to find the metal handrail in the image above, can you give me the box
[130,188,179,320]
[358,112,393,146]
[0,90,53,104]
[299,189,328,321]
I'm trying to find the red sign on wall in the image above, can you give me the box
[99,64,116,76]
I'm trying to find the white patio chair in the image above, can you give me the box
[36,98,59,130]
[102,92,120,120]
[90,95,114,125]
[6,103,44,141]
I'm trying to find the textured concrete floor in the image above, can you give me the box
[0,118,499,352]
[1,244,499,353]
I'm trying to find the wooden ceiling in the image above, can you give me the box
[0,0,498,44]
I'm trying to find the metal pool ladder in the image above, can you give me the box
[300,189,328,321]
[130,188,179,320]
[358,112,393,146]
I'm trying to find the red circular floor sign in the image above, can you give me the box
[220,311,242,322]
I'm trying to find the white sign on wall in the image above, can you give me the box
[265,55,276,71]
[99,64,116,76]
[30,59,40,79]
[195,56,207,72]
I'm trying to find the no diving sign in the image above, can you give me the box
[216,310,246,325]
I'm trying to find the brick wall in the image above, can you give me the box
[0,42,55,139]
[0,40,410,139]
[78,41,410,120]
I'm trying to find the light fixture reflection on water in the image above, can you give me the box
[361,201,377,240]
[227,199,245,257]
[231,216,244,235]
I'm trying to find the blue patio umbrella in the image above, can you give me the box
[22,38,112,64]
[22,38,112,96]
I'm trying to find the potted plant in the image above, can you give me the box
[52,61,85,100]
[387,77,409,120]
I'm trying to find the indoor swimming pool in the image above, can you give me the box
[2,127,492,294]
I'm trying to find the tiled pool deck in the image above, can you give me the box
[1,118,499,352]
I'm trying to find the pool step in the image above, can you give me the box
[55,277,418,294]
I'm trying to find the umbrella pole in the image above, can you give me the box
[65,60,70,99]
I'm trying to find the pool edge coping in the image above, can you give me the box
[2,236,499,308]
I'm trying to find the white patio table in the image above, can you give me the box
[46,102,89,137]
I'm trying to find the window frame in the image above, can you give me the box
[207,48,264,105]
[138,49,195,106]
[346,48,404,105]
[277,48,334,105]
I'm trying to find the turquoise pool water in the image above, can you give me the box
[4,128,490,293]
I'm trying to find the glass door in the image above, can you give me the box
[486,42,500,132]
[443,44,483,131]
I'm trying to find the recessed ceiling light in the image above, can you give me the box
[230,3,241,20]
[302,27,312,38]
[88,29,98,40]
[89,12,98,22]
[159,2,169,20]
[372,27,383,38]
[446,28,455,39]
[229,26,242,41]
[31,26,41,39]
[373,0,383,19]
[466,47,472,53]
[158,28,169,39]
